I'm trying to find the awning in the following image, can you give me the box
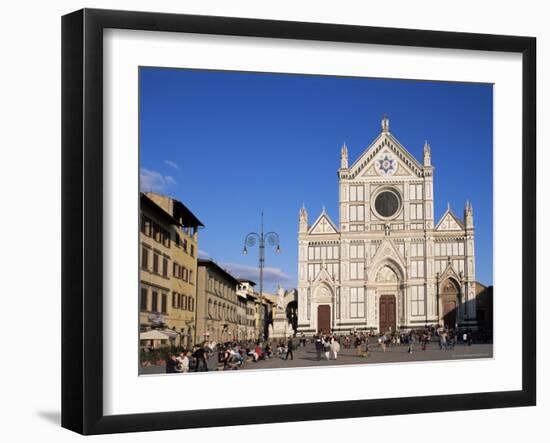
[140,330,171,340]
[160,329,179,338]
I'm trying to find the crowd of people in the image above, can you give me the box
[342,325,481,355]
[311,334,341,360]
[164,343,212,373]
[308,325,480,358]
[164,338,297,373]
[163,325,487,373]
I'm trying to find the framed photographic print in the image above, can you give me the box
[61,8,536,435]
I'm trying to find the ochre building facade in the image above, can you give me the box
[139,192,203,348]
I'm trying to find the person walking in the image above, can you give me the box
[330,337,340,360]
[322,336,331,360]
[407,333,414,354]
[380,334,387,353]
[355,335,362,357]
[315,335,322,361]
[192,344,209,372]
[285,338,294,360]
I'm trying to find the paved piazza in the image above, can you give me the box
[140,340,493,375]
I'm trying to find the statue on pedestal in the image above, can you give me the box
[271,286,291,339]
[276,286,285,310]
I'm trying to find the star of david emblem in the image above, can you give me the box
[377,154,395,175]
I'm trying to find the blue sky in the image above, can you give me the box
[140,67,493,291]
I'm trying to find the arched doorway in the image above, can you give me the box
[317,305,331,334]
[313,284,333,334]
[441,279,460,328]
[376,265,400,333]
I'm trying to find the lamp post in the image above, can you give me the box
[436,272,440,327]
[242,211,281,342]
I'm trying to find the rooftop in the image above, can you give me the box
[198,259,239,285]
[144,192,204,228]
[140,193,180,226]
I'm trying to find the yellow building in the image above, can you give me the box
[237,279,258,340]
[139,192,203,349]
[235,280,275,341]
[236,292,248,341]
[196,259,242,344]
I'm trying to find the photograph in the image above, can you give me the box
[137,68,494,375]
[1,0,544,439]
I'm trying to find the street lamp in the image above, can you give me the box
[242,211,281,342]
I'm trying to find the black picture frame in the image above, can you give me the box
[61,8,536,435]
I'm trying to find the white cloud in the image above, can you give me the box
[198,249,210,259]
[164,160,179,170]
[220,262,292,286]
[140,168,176,192]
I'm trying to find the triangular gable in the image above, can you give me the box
[359,148,417,178]
[439,260,462,283]
[349,133,424,179]
[436,209,465,231]
[392,161,416,177]
[361,164,378,176]
[313,264,335,285]
[308,210,339,235]
[367,239,407,281]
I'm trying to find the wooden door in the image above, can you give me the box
[441,279,459,328]
[443,301,457,328]
[379,294,396,333]
[317,305,331,333]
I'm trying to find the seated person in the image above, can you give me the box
[254,345,263,361]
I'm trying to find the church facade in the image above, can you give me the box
[297,116,477,334]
